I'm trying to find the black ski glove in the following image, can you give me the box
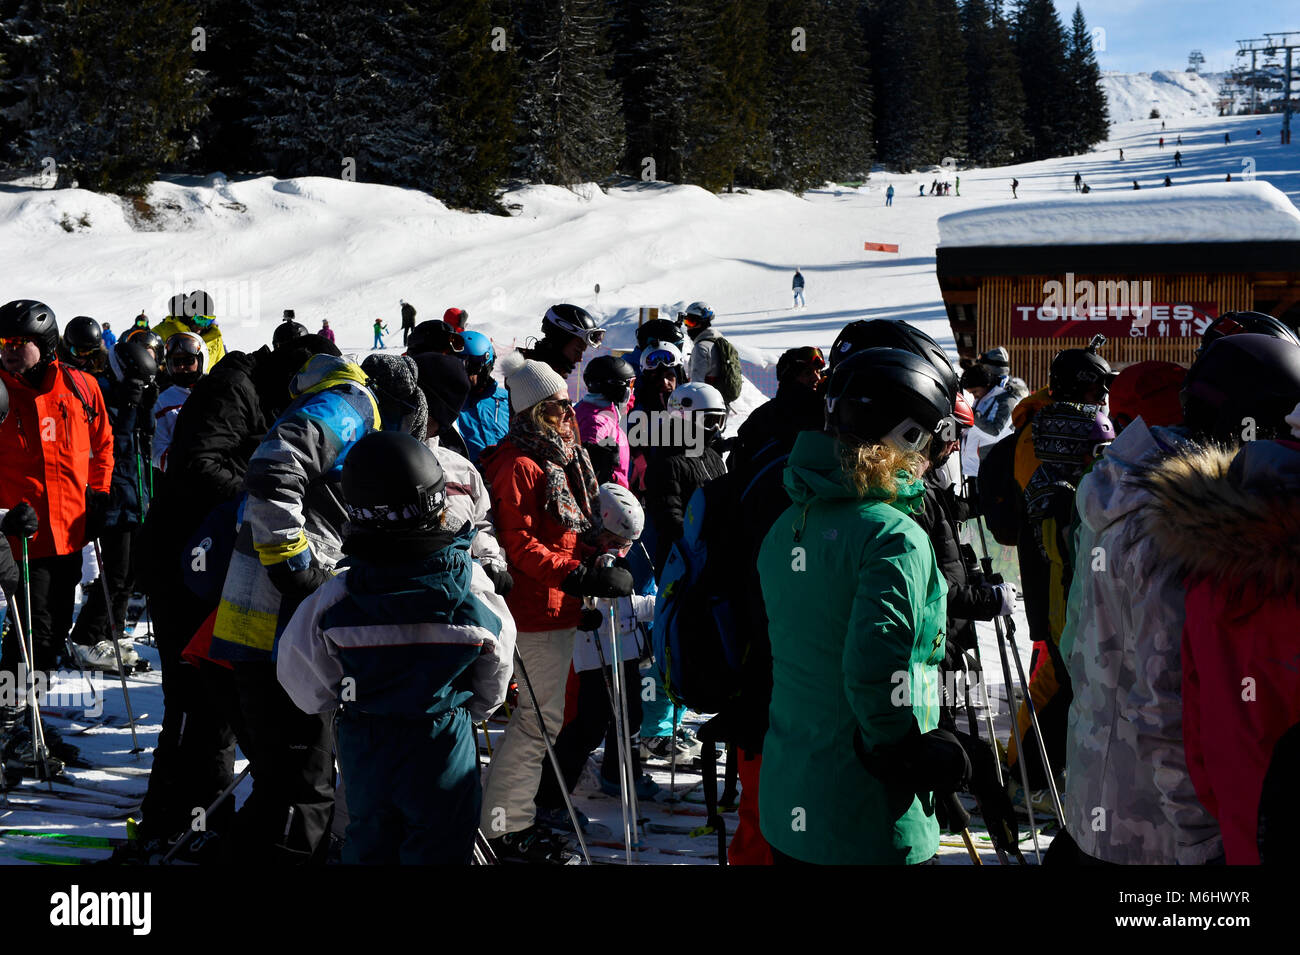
[483,564,514,598]
[267,559,330,602]
[1,502,39,538]
[119,378,147,408]
[560,556,634,598]
[83,489,111,543]
[579,607,604,632]
[854,720,972,796]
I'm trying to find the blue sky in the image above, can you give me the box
[1056,0,1297,74]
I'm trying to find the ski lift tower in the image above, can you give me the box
[1238,33,1300,140]
[1188,50,1205,73]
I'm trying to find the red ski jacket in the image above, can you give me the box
[0,362,113,559]
[481,438,589,633]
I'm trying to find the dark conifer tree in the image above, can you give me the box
[961,0,1029,166]
[1065,3,1108,153]
[933,0,968,162]
[1011,0,1072,159]
[512,0,625,185]
[867,0,942,170]
[1,0,207,193]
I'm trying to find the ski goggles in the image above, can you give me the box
[641,347,682,370]
[700,410,727,432]
[1,337,36,348]
[190,315,216,330]
[548,315,605,347]
[882,416,944,454]
[681,310,714,328]
[461,353,490,374]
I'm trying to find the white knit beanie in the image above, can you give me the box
[500,349,568,415]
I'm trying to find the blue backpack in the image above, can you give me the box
[651,476,745,713]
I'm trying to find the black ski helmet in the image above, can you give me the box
[1049,336,1118,401]
[114,339,158,382]
[342,430,447,532]
[542,304,604,347]
[635,317,686,350]
[828,319,958,405]
[406,319,466,356]
[0,299,59,363]
[165,332,206,387]
[63,316,103,357]
[124,327,165,365]
[1197,310,1300,357]
[826,347,953,452]
[1182,334,1300,442]
[272,320,308,350]
[0,377,8,424]
[583,355,636,403]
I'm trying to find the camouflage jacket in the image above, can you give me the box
[1061,418,1223,864]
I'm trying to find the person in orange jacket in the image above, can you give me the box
[0,300,113,673]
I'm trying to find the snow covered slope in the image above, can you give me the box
[1101,70,1225,124]
[0,110,1296,404]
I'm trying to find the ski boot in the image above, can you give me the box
[488,825,581,864]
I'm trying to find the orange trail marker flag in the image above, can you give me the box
[864,242,899,253]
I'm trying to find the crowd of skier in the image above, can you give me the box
[0,290,1297,866]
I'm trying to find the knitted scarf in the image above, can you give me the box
[510,415,600,532]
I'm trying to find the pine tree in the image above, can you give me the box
[627,0,698,182]
[682,0,769,192]
[190,0,262,174]
[823,0,874,182]
[513,0,625,185]
[428,0,519,208]
[867,0,943,171]
[932,0,968,162]
[1064,3,1108,153]
[961,0,1028,166]
[1011,0,1072,160]
[1,0,207,194]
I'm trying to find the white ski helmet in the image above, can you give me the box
[681,301,715,327]
[598,483,644,542]
[668,381,727,431]
[640,340,683,372]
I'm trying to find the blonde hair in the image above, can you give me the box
[526,397,569,437]
[839,439,926,501]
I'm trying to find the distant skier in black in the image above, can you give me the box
[1011,178,1019,198]
[1118,148,1124,161]
[1164,176,1173,187]
[1226,173,1232,182]
[1224,132,1230,144]
[1174,150,1182,167]
[1177,135,1182,145]
[400,300,417,346]
[1074,172,1082,192]
[1133,180,1140,190]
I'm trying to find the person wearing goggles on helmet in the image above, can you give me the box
[58,316,108,374]
[644,382,728,575]
[577,355,637,486]
[153,332,208,472]
[154,289,225,372]
[757,346,956,865]
[522,304,605,378]
[405,319,466,357]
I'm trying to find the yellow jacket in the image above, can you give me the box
[153,316,225,370]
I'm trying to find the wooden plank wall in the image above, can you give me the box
[978,274,1252,391]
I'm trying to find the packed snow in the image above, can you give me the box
[2,107,1298,865]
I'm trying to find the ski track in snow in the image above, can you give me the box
[4,109,1295,864]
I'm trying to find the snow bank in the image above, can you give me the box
[936,181,1300,248]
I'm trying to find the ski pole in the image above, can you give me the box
[161,765,251,863]
[590,607,633,863]
[608,600,641,852]
[969,512,1066,829]
[92,539,141,753]
[511,646,590,865]
[6,587,56,788]
[969,515,1044,863]
[960,650,1011,866]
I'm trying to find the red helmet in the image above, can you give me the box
[442,307,467,332]
[953,392,975,428]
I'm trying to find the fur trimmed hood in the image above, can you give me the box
[1139,439,1300,595]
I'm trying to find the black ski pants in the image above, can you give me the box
[535,661,642,811]
[70,524,136,648]
[0,550,81,673]
[224,660,335,864]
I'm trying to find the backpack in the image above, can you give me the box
[977,429,1023,547]
[712,336,744,404]
[651,475,745,713]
